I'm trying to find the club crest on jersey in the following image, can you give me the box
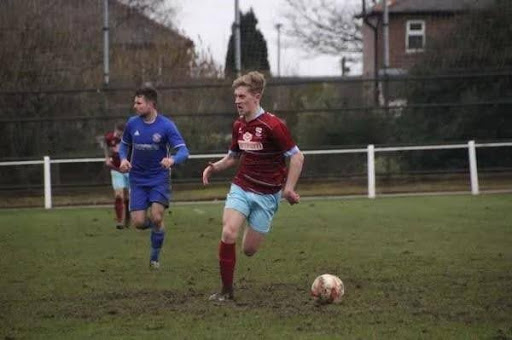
[152,133,162,143]
[243,132,253,141]
[239,132,263,150]
[255,127,263,137]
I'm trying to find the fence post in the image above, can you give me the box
[367,144,376,199]
[44,156,52,209]
[468,140,479,195]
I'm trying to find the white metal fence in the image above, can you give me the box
[0,140,511,209]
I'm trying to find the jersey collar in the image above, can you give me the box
[246,107,265,122]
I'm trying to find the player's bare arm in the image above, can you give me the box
[104,145,117,170]
[105,158,116,170]
[104,151,119,171]
[282,151,304,205]
[202,154,238,185]
[99,137,113,167]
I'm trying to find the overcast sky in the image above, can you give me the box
[173,0,362,77]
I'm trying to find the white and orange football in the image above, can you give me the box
[311,274,345,304]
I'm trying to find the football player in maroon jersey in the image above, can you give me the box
[203,71,304,301]
[103,122,130,229]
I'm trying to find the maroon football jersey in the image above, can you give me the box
[230,111,297,194]
[104,131,121,168]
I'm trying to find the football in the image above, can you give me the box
[311,274,344,304]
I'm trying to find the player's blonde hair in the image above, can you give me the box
[232,71,266,95]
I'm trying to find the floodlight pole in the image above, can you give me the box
[383,0,389,72]
[103,0,110,86]
[382,0,389,109]
[275,23,282,77]
[234,0,242,77]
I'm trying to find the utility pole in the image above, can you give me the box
[275,23,282,77]
[234,0,242,77]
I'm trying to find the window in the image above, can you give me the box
[406,20,425,52]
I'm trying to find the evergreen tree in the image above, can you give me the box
[225,8,270,77]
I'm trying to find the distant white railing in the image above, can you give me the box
[0,140,511,209]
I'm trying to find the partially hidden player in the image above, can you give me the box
[103,122,130,229]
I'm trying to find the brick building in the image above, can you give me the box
[361,0,493,78]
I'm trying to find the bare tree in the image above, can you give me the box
[119,0,178,28]
[0,0,197,160]
[282,0,362,56]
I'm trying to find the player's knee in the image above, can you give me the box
[132,221,144,228]
[243,247,257,257]
[150,214,163,227]
[221,224,238,243]
[131,216,145,228]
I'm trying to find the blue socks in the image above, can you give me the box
[150,228,165,262]
[139,219,165,263]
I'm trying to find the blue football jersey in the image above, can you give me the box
[121,114,186,186]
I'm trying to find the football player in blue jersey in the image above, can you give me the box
[119,86,189,269]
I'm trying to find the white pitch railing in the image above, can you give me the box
[0,140,511,209]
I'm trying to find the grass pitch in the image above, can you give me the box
[1,194,512,339]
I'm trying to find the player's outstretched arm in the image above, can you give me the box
[202,154,238,185]
[283,151,304,205]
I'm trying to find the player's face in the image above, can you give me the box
[133,95,153,118]
[234,86,261,118]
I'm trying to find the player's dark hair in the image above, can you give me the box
[135,86,158,106]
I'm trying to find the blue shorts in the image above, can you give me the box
[129,182,170,211]
[224,183,281,234]
[111,170,129,190]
